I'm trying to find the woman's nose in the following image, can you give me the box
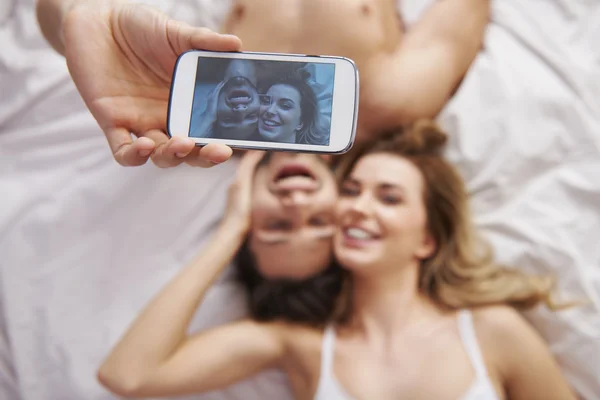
[266,103,277,115]
[350,194,372,216]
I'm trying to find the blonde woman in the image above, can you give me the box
[98,122,576,400]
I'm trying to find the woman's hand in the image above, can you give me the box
[223,151,266,233]
[205,81,226,118]
[191,81,226,138]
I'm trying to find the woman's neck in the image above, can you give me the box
[346,261,439,339]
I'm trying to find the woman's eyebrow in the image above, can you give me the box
[379,182,407,194]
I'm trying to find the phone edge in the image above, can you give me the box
[167,50,360,155]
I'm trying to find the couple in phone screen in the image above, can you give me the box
[190,59,332,146]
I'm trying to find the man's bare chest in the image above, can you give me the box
[223,0,401,65]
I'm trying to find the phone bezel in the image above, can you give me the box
[167,50,359,154]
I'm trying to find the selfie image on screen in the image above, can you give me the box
[189,57,335,146]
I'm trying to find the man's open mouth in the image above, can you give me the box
[271,163,319,192]
[275,164,315,182]
[227,89,252,105]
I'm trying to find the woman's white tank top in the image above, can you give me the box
[313,310,500,400]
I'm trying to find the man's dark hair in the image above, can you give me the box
[234,238,345,326]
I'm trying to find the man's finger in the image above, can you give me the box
[199,143,234,164]
[106,127,154,166]
[182,143,233,168]
[182,146,213,168]
[167,22,242,55]
[189,28,242,52]
[149,133,195,168]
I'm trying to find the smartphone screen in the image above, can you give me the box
[189,58,335,146]
[168,51,358,154]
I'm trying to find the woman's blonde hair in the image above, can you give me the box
[334,120,559,318]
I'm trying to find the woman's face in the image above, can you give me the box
[258,84,303,143]
[334,153,436,275]
[249,152,338,279]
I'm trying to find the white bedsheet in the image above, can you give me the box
[1,0,599,399]
[0,1,292,400]
[438,1,600,398]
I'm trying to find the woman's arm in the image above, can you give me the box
[475,306,578,400]
[190,82,224,138]
[97,152,282,398]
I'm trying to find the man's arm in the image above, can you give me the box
[36,0,89,55]
[362,0,489,129]
[34,0,240,168]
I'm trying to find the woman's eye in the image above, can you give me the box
[309,216,329,226]
[381,195,401,205]
[279,101,293,110]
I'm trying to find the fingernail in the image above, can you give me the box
[175,152,186,158]
[210,160,221,164]
[139,149,151,157]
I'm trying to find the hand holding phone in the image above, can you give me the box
[168,51,359,154]
[49,0,242,167]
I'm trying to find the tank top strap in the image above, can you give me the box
[457,310,489,379]
[319,324,337,380]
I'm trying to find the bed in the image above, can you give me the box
[1,0,599,399]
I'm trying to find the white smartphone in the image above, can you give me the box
[167,50,359,154]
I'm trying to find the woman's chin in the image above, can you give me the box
[258,128,295,143]
[258,131,277,142]
[335,249,379,273]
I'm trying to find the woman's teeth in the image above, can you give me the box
[263,119,281,127]
[345,228,375,240]
[230,96,250,102]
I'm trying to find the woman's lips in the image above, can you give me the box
[262,118,281,127]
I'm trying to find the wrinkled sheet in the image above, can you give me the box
[437,1,600,398]
[1,0,599,399]
[0,1,292,400]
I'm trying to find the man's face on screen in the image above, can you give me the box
[215,61,260,140]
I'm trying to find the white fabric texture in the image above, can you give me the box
[1,0,599,399]
[434,1,600,398]
[0,1,291,400]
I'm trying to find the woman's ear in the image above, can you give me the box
[416,234,436,260]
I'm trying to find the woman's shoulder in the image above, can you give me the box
[469,305,544,368]
[270,321,327,363]
[271,321,326,345]
[470,304,524,327]
[469,305,532,342]
[269,322,327,386]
